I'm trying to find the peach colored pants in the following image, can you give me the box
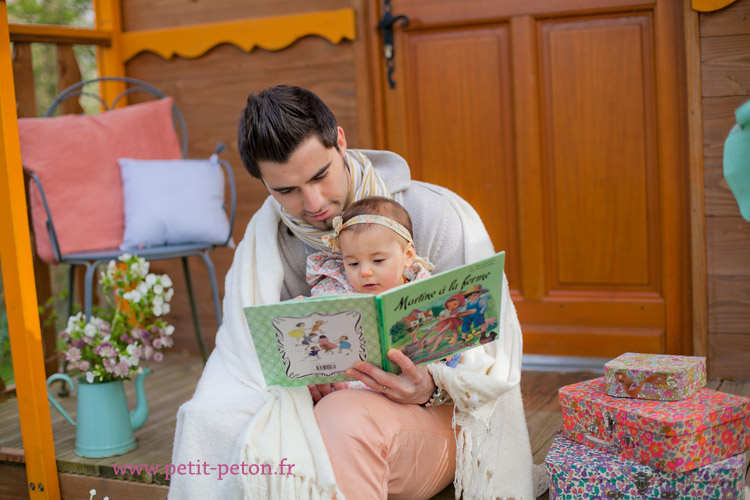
[314,389,456,500]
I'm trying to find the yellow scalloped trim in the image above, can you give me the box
[692,0,739,12]
[120,8,355,61]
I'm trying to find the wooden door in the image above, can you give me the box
[374,0,690,358]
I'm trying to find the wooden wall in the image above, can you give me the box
[699,0,750,378]
[121,0,369,355]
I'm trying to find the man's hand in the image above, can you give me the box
[346,349,436,405]
[308,382,348,404]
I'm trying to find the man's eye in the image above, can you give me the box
[313,171,328,181]
[276,189,293,196]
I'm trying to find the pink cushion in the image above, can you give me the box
[18,98,183,263]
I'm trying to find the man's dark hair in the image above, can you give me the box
[340,197,414,243]
[237,85,339,178]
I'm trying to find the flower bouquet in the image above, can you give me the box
[59,254,175,383]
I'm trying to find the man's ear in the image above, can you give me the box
[337,126,347,155]
[404,243,416,267]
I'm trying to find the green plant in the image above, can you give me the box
[0,270,12,386]
[59,254,174,383]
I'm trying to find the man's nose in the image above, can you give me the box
[301,185,324,213]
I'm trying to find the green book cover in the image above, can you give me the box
[245,251,505,387]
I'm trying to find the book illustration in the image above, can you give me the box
[272,311,367,379]
[391,284,499,365]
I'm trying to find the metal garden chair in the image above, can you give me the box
[25,77,236,361]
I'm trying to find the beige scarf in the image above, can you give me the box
[278,150,390,252]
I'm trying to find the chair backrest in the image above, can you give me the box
[18,78,188,263]
[46,77,189,158]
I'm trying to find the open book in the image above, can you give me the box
[245,251,505,387]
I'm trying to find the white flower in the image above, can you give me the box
[165,288,174,302]
[153,284,164,295]
[161,274,173,287]
[66,311,84,332]
[125,290,142,303]
[162,303,171,315]
[126,344,138,356]
[119,253,132,262]
[146,274,157,286]
[153,295,164,307]
[127,355,140,367]
[165,325,175,336]
[153,304,163,316]
[83,323,97,337]
[86,372,95,383]
[90,316,107,328]
[89,489,96,495]
[137,282,149,295]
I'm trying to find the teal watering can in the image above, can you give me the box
[47,368,150,458]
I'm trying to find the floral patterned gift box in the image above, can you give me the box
[604,352,706,401]
[545,433,747,499]
[559,377,750,473]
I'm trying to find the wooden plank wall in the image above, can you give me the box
[120,0,369,355]
[700,0,750,378]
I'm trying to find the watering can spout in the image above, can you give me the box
[129,368,151,430]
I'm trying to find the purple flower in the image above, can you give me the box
[153,351,164,362]
[160,336,174,349]
[58,331,70,341]
[152,337,163,349]
[94,342,116,359]
[77,360,90,371]
[65,347,82,363]
[73,339,86,349]
[113,361,130,378]
[103,358,116,374]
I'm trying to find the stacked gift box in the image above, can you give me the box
[545,353,750,499]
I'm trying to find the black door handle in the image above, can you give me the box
[377,1,410,89]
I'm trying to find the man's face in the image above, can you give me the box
[258,127,350,230]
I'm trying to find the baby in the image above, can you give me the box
[306,196,432,295]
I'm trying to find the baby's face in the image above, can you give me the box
[339,225,415,294]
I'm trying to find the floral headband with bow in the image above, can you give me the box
[321,214,413,252]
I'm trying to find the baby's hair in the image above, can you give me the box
[340,197,414,242]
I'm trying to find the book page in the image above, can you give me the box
[245,295,383,386]
[377,252,505,370]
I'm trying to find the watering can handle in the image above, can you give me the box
[46,373,76,426]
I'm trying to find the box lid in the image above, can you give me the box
[558,377,750,436]
[605,352,705,377]
[546,433,746,484]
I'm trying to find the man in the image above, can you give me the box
[169,85,535,500]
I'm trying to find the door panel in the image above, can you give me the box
[378,0,689,358]
[402,26,520,286]
[539,15,658,290]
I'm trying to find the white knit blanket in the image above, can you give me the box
[172,191,533,500]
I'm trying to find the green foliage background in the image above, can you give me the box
[7,0,97,115]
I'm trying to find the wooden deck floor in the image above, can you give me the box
[1,355,748,499]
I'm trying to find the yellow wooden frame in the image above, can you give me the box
[0,1,61,498]
[692,0,740,11]
[119,8,356,62]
